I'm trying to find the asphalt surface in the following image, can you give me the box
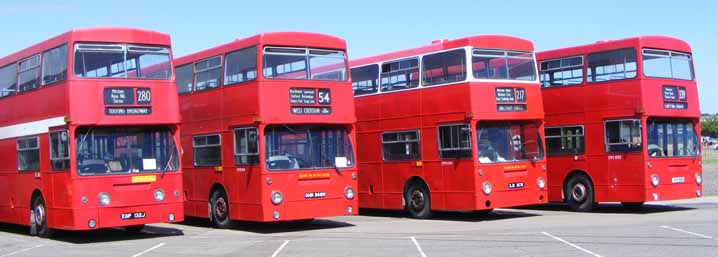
[1,163,716,257]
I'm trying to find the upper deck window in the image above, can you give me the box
[0,64,16,98]
[224,46,257,85]
[194,56,222,91]
[422,49,467,86]
[472,49,536,81]
[587,48,636,83]
[351,64,379,96]
[42,44,68,85]
[380,58,419,92]
[18,55,41,92]
[642,49,693,80]
[539,56,583,88]
[74,43,172,80]
[175,64,193,94]
[262,47,347,81]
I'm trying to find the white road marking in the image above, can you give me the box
[661,225,715,239]
[1,244,44,257]
[270,240,289,257]
[410,236,427,257]
[541,232,602,257]
[131,242,166,257]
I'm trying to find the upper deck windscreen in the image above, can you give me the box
[74,43,172,80]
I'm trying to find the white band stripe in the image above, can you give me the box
[0,116,67,140]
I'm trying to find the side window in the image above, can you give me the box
[0,64,17,98]
[422,49,466,86]
[539,56,583,88]
[193,134,222,166]
[605,119,641,152]
[224,46,258,85]
[380,58,419,92]
[545,126,585,155]
[194,56,222,92]
[17,137,40,171]
[175,64,193,94]
[381,130,420,160]
[438,124,472,159]
[49,130,70,170]
[234,127,259,165]
[351,64,379,96]
[18,55,41,92]
[587,48,637,83]
[42,44,68,85]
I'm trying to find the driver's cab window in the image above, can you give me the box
[605,119,641,153]
[193,134,222,167]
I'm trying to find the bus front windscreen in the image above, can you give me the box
[74,43,173,79]
[75,127,178,175]
[647,118,700,157]
[476,122,544,164]
[264,125,354,171]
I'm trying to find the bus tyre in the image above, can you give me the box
[565,174,595,212]
[405,183,431,219]
[621,202,645,210]
[210,190,232,229]
[125,225,145,234]
[31,196,53,238]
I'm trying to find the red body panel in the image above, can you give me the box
[351,35,548,212]
[176,32,358,222]
[538,36,702,204]
[0,28,183,231]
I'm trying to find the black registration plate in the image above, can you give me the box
[508,182,525,189]
[121,212,146,220]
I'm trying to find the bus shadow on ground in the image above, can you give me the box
[515,202,695,214]
[0,223,183,244]
[181,217,355,234]
[358,208,539,222]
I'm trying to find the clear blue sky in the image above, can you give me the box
[1,0,715,113]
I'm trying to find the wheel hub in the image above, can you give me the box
[572,183,587,202]
[410,190,425,210]
[215,198,227,218]
[34,204,45,225]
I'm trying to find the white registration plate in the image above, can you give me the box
[671,177,685,184]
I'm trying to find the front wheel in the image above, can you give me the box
[565,174,595,212]
[210,190,232,229]
[31,196,53,238]
[405,183,432,219]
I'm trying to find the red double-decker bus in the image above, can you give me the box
[174,32,357,226]
[350,35,547,219]
[0,28,183,236]
[537,36,702,211]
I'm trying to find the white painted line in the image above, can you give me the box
[661,225,714,239]
[541,232,602,257]
[131,242,166,257]
[270,240,289,257]
[410,236,427,257]
[1,244,44,257]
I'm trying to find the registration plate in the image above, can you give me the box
[121,212,146,220]
[671,177,685,184]
[304,192,327,199]
[508,182,525,189]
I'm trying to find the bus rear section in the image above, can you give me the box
[176,32,357,226]
[538,36,702,211]
[351,35,547,219]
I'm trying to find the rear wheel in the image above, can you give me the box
[565,174,595,212]
[405,182,431,219]
[31,196,53,238]
[210,190,232,229]
[621,202,645,210]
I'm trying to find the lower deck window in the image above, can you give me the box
[17,137,40,171]
[264,125,354,170]
[647,119,699,157]
[438,124,472,159]
[234,128,259,165]
[605,119,642,152]
[193,134,222,167]
[545,126,584,155]
[382,130,420,161]
[476,122,543,163]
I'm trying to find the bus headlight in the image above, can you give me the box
[696,173,702,185]
[154,189,165,202]
[271,191,283,205]
[537,177,546,189]
[651,174,660,187]
[98,192,111,206]
[482,182,492,195]
[345,187,356,200]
